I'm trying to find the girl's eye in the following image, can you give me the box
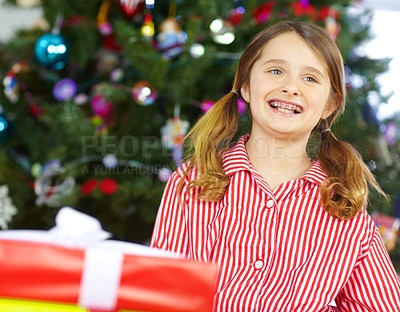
[304,76,317,83]
[269,69,283,75]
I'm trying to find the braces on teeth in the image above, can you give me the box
[269,101,302,114]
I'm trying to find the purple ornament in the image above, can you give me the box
[53,78,77,102]
[90,94,114,119]
[173,144,183,167]
[300,0,309,7]
[383,121,399,145]
[158,167,172,182]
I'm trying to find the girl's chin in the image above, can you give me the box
[255,124,311,139]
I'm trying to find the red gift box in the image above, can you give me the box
[0,208,217,312]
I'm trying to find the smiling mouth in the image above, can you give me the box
[269,100,303,114]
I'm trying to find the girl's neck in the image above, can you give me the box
[245,132,313,191]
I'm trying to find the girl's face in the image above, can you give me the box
[241,32,337,140]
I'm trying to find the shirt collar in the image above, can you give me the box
[222,134,252,176]
[222,134,328,186]
[302,161,328,186]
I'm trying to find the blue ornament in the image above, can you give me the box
[0,114,14,145]
[34,33,70,70]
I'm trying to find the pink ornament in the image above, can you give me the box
[90,94,114,119]
[200,100,216,113]
[253,2,275,25]
[238,98,246,114]
[73,93,89,105]
[98,22,113,36]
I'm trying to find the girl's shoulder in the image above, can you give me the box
[171,160,201,184]
[349,208,381,254]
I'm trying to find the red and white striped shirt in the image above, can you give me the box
[151,135,400,311]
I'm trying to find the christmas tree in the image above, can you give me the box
[0,0,399,267]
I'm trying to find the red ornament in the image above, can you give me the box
[117,0,145,18]
[29,104,43,117]
[318,7,339,21]
[99,178,118,195]
[229,7,245,26]
[81,179,98,195]
[102,34,122,51]
[253,2,275,25]
[291,1,316,19]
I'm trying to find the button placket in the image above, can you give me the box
[254,260,264,270]
[266,199,275,208]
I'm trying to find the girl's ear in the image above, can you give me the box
[321,96,339,120]
[241,84,250,103]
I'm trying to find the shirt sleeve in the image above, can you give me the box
[150,170,190,256]
[335,226,400,311]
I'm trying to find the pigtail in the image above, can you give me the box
[317,125,387,220]
[179,91,240,201]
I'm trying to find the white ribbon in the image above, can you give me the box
[49,206,111,247]
[79,247,124,310]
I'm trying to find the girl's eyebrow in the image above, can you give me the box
[263,58,287,66]
[263,58,325,78]
[303,65,324,78]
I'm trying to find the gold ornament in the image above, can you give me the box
[16,0,41,8]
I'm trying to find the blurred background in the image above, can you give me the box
[0,0,399,269]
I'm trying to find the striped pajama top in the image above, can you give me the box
[151,135,400,311]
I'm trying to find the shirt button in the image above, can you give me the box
[266,200,274,208]
[254,260,264,270]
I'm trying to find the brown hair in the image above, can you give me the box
[180,21,386,220]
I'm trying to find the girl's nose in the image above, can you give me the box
[280,78,300,96]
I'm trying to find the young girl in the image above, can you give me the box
[150,21,400,311]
